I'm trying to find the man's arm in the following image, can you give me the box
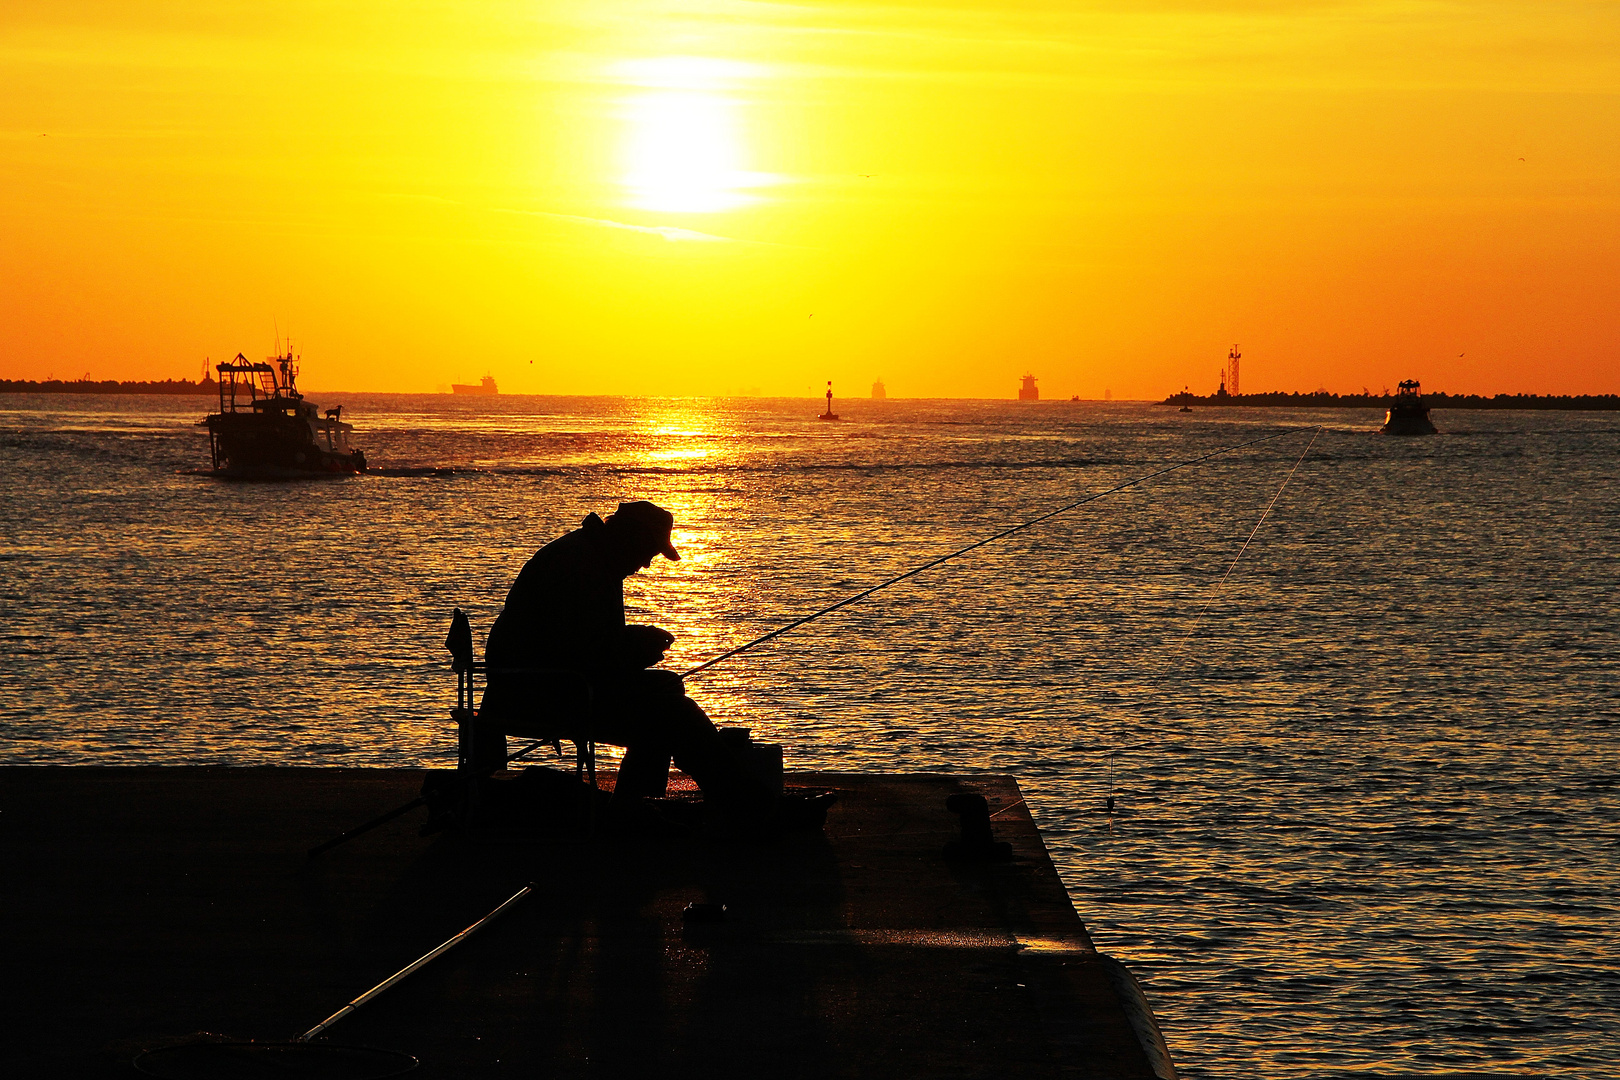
[620,625,674,669]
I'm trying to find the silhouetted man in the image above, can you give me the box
[478,501,776,822]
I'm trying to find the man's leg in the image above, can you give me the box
[662,697,775,818]
[614,744,672,800]
[593,674,775,820]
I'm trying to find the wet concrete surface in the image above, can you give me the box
[0,767,1172,1078]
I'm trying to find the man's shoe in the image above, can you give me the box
[770,790,837,833]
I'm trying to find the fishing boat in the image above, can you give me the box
[200,349,366,477]
[1381,379,1438,435]
[452,375,498,395]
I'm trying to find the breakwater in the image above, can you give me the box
[0,377,215,395]
[1163,389,1620,409]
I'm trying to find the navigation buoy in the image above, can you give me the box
[818,380,840,421]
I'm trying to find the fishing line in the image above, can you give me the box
[680,426,1315,681]
[1164,424,1322,668]
[1098,424,1320,816]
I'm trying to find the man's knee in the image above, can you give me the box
[618,698,713,751]
[664,694,718,743]
[633,669,686,701]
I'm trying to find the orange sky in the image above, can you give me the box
[3,1,1617,398]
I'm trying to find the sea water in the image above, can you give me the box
[1,392,1615,1079]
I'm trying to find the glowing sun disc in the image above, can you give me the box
[615,57,772,213]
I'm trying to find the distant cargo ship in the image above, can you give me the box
[452,375,498,395]
[1018,373,1039,401]
[872,379,886,400]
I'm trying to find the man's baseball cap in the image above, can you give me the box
[612,500,680,561]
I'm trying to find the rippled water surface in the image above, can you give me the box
[2,392,1615,1079]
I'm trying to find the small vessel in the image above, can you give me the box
[452,375,498,395]
[1018,373,1039,402]
[1381,379,1438,435]
[201,349,365,477]
[819,381,840,421]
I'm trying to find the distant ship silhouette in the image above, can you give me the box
[1018,373,1038,401]
[452,375,498,395]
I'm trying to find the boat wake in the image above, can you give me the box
[367,466,475,478]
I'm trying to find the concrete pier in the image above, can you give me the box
[0,767,1176,1078]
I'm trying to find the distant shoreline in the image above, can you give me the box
[1161,391,1620,411]
[1,378,216,396]
[2,380,1614,408]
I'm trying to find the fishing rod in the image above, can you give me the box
[299,884,532,1041]
[315,426,1317,850]
[499,428,1315,777]
[133,885,532,1076]
[679,425,1316,681]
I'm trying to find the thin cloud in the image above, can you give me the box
[494,208,735,243]
[380,192,463,205]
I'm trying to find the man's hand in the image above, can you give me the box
[622,624,675,669]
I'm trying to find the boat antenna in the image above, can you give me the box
[680,426,1314,681]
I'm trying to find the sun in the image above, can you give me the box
[616,57,771,213]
